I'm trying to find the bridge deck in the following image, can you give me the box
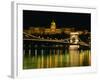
[23,38,90,47]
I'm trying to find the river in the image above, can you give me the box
[23,47,91,69]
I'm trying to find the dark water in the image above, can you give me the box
[23,48,91,69]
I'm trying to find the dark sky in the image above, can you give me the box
[23,10,91,31]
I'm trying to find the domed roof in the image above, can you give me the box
[51,20,56,25]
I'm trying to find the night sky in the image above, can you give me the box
[23,10,91,31]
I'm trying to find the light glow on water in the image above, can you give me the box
[23,49,91,69]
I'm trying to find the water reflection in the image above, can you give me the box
[23,47,91,69]
[69,49,80,66]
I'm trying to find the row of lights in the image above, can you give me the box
[36,35,66,40]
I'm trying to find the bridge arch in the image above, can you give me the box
[70,32,79,44]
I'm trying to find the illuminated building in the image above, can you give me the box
[23,20,87,35]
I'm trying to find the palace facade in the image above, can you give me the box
[23,20,76,35]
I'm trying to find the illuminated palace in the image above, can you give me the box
[23,20,79,35]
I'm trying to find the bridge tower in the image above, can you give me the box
[69,32,79,49]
